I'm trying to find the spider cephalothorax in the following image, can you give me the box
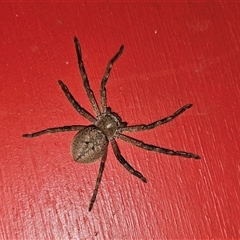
[23,37,200,211]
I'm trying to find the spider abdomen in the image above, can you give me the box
[71,125,108,164]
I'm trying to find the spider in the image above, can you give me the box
[23,37,200,211]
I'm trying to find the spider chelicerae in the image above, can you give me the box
[23,37,200,211]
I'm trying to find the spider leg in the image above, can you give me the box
[100,45,124,113]
[121,104,193,133]
[88,149,108,212]
[118,134,200,159]
[23,125,85,138]
[74,37,101,117]
[58,80,96,123]
[110,139,147,183]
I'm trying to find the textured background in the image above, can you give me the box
[0,2,239,239]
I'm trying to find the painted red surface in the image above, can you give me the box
[0,2,239,239]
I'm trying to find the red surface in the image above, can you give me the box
[0,2,239,239]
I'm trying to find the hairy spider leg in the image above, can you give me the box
[23,125,85,138]
[100,45,124,113]
[88,149,108,212]
[118,134,200,160]
[58,80,96,123]
[121,104,193,132]
[110,139,147,183]
[23,80,97,138]
[74,37,101,117]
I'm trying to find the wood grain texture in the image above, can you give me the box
[0,2,239,239]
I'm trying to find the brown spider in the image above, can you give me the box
[23,37,200,211]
